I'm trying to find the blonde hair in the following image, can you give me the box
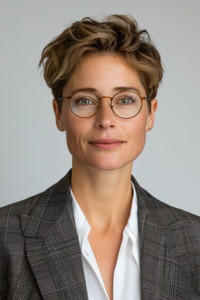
[39,14,164,112]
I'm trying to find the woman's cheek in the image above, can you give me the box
[128,121,147,159]
[65,126,78,155]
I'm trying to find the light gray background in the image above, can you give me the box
[1,0,200,214]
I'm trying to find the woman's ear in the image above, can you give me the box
[52,99,65,131]
[146,99,158,131]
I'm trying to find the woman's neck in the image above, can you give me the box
[71,158,133,232]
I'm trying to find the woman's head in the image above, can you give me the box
[39,15,163,172]
[39,14,164,113]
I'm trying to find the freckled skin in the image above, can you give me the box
[53,53,157,172]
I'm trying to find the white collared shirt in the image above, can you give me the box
[71,182,141,300]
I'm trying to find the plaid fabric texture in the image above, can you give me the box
[0,169,200,299]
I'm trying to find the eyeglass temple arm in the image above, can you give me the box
[56,97,70,101]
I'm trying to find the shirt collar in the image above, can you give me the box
[127,181,139,241]
[71,188,90,247]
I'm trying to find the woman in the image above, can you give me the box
[0,15,200,300]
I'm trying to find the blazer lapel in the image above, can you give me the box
[20,169,88,300]
[132,176,190,300]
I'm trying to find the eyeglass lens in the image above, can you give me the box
[70,91,142,118]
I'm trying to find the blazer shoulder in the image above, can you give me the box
[132,174,200,225]
[0,196,40,249]
[0,180,58,233]
[150,195,200,224]
[0,170,72,241]
[139,186,200,246]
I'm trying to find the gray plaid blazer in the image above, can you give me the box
[0,169,200,300]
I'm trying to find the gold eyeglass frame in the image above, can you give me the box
[57,90,151,119]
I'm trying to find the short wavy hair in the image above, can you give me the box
[39,14,164,112]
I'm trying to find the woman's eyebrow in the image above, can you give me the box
[70,88,97,94]
[70,87,141,95]
[113,87,141,94]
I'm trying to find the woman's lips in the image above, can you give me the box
[89,138,124,150]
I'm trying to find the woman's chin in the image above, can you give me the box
[79,157,133,172]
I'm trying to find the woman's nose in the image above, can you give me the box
[94,97,116,129]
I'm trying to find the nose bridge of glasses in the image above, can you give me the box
[98,96,113,107]
[99,95,112,100]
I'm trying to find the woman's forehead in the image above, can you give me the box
[63,53,146,96]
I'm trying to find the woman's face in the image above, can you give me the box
[53,53,157,171]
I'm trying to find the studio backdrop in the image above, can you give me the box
[0,0,200,214]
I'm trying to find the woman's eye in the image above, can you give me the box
[118,97,135,104]
[77,98,93,105]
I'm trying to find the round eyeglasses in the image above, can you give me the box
[57,90,151,119]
